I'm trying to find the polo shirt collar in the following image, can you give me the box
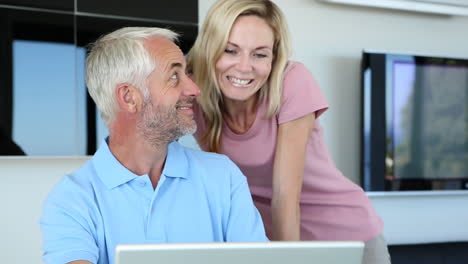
[93,139,138,189]
[162,141,190,180]
[93,139,190,189]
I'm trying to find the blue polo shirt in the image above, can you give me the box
[40,140,267,264]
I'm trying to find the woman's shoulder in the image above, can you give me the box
[281,60,318,96]
[282,60,317,92]
[284,61,310,77]
[278,60,329,122]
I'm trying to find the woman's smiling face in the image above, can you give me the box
[215,15,274,103]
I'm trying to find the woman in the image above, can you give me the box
[187,0,390,263]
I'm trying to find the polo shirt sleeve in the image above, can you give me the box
[40,178,99,264]
[224,159,269,242]
[278,61,329,124]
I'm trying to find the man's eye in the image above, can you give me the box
[170,73,178,80]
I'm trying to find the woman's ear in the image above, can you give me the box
[115,83,142,114]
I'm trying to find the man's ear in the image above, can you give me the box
[115,83,142,114]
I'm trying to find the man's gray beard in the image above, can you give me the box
[137,98,196,147]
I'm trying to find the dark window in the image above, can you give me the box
[0,2,197,156]
[0,0,73,11]
[77,0,197,24]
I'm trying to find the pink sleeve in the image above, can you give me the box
[278,61,329,124]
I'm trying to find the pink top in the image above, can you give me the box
[194,61,383,241]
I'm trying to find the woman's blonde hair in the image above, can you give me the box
[186,0,291,153]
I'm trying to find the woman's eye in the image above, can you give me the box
[225,49,236,55]
[254,53,267,58]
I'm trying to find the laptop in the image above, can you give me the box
[115,241,364,264]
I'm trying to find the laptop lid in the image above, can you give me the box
[115,241,364,264]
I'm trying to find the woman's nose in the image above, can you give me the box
[236,54,253,73]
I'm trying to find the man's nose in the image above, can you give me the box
[183,77,201,98]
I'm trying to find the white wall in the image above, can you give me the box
[199,0,468,183]
[0,157,89,263]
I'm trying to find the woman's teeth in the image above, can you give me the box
[228,76,252,85]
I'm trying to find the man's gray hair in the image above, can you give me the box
[86,27,179,127]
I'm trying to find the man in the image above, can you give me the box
[40,27,267,264]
